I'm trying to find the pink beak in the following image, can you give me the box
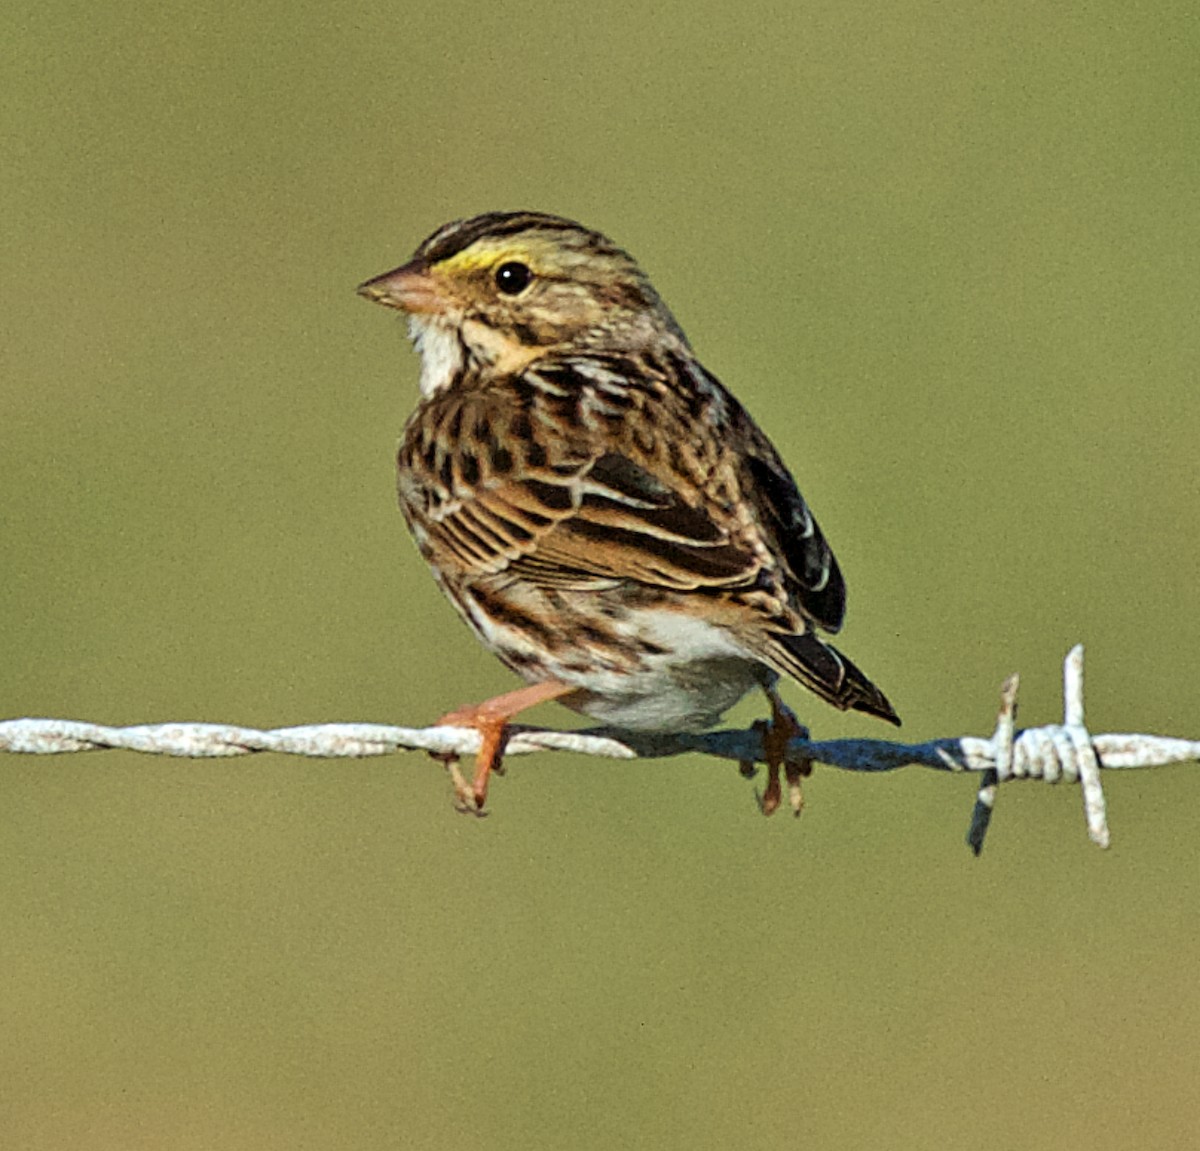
[357,260,448,315]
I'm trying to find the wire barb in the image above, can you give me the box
[2,646,1195,849]
[966,673,1017,855]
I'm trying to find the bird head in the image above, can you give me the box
[358,211,689,395]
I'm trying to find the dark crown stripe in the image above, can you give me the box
[419,212,590,263]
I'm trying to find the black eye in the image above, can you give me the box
[494,261,532,295]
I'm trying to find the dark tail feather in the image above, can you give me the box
[770,631,901,726]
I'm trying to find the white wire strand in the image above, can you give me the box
[3,646,1196,850]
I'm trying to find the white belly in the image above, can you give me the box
[554,609,769,731]
[564,660,764,730]
[455,586,773,732]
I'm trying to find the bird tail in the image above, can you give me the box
[768,631,900,726]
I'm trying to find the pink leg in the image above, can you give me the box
[757,686,811,816]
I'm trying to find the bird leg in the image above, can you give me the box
[434,680,574,812]
[755,686,812,817]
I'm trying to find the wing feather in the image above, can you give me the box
[402,354,843,627]
[736,414,846,633]
[402,362,767,595]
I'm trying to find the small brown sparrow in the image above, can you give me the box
[359,212,898,811]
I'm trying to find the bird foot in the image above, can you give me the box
[753,693,812,817]
[429,750,491,817]
[431,704,514,812]
[431,680,572,812]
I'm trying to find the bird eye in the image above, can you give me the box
[494,261,532,295]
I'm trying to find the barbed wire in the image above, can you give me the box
[2,645,1196,852]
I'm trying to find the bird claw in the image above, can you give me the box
[784,758,807,816]
[430,751,490,817]
[748,720,780,814]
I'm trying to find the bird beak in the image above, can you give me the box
[357,260,448,315]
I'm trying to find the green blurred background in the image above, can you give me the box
[3,2,1199,1147]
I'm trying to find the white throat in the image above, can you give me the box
[408,316,464,397]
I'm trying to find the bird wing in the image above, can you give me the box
[735,428,846,634]
[399,356,764,595]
